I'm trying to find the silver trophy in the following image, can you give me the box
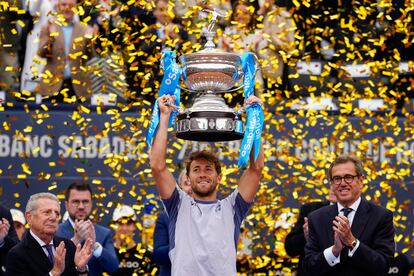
[166,9,258,142]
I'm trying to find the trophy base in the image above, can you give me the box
[176,111,244,142]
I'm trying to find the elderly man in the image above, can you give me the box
[37,0,94,102]
[150,94,264,275]
[6,192,93,275]
[303,154,395,275]
[57,183,119,276]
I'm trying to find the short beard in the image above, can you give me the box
[192,183,217,198]
[70,212,89,222]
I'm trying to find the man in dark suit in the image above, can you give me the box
[285,187,336,275]
[5,192,93,276]
[56,183,119,276]
[0,205,18,275]
[303,154,395,275]
[285,201,329,275]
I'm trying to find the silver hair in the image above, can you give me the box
[25,192,60,213]
[178,169,187,187]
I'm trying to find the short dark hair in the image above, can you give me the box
[328,154,365,180]
[185,151,222,175]
[65,182,92,201]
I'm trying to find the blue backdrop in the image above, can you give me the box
[0,104,413,256]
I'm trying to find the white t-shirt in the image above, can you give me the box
[163,187,252,276]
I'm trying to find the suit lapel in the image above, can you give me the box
[63,219,75,236]
[24,231,53,270]
[325,204,338,246]
[351,199,370,238]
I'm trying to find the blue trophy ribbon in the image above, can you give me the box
[253,104,264,161]
[238,52,264,168]
[241,52,255,98]
[146,51,181,147]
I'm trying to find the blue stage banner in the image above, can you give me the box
[0,106,413,254]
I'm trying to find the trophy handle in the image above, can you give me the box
[236,102,263,115]
[165,99,186,114]
[177,85,196,93]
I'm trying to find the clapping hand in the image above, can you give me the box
[50,241,66,276]
[332,214,356,256]
[332,230,344,257]
[0,218,10,243]
[333,214,355,248]
[303,217,309,242]
[74,238,93,271]
[73,220,95,245]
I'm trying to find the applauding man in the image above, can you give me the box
[6,193,93,275]
[57,183,119,276]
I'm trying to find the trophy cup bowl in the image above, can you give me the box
[180,50,243,92]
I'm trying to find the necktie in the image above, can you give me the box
[342,207,353,217]
[43,244,54,264]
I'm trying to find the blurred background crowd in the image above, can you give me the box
[0,0,412,109]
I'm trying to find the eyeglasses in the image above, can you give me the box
[70,200,91,207]
[331,174,359,185]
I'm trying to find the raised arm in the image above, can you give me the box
[237,95,265,203]
[149,95,177,199]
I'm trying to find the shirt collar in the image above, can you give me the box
[337,197,361,214]
[29,229,53,247]
[67,216,75,228]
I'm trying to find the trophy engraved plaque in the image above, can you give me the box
[166,9,258,142]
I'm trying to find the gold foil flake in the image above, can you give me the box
[48,184,58,190]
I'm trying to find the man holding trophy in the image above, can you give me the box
[148,8,265,275]
[150,93,264,275]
